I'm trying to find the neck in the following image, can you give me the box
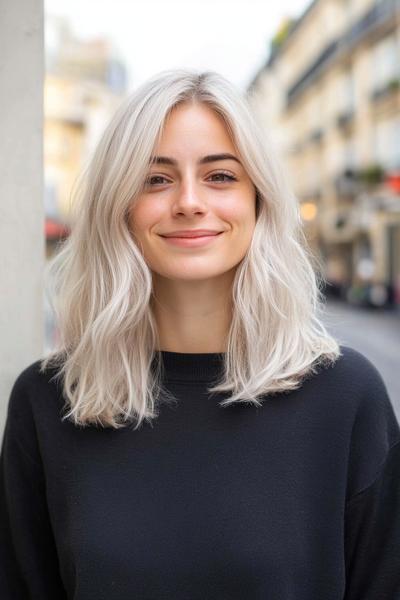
[151,271,235,353]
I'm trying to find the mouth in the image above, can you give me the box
[161,233,222,238]
[160,232,223,239]
[158,232,224,247]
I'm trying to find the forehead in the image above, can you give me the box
[156,102,235,150]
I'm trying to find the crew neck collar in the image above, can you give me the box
[152,350,226,383]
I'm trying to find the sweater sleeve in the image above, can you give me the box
[0,366,67,599]
[343,353,400,600]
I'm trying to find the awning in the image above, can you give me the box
[45,218,70,240]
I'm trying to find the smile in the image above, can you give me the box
[159,232,223,248]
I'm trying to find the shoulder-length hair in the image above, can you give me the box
[41,68,341,429]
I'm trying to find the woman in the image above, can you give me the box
[1,69,399,599]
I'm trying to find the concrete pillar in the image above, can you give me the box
[0,0,44,440]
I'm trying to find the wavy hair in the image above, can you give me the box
[41,68,341,429]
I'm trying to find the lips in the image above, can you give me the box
[160,230,222,238]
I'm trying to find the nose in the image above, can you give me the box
[171,178,208,217]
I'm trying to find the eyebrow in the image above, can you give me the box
[149,153,242,166]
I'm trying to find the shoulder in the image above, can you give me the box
[313,344,394,413]
[10,357,61,393]
[323,344,385,385]
[3,358,66,451]
[334,345,397,420]
[331,346,400,498]
[308,344,399,455]
[323,344,398,431]
[3,359,64,468]
[6,357,63,419]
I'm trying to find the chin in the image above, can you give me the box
[156,264,239,282]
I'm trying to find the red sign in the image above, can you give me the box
[45,219,70,240]
[385,172,400,194]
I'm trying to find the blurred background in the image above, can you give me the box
[1,0,399,434]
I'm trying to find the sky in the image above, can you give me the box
[45,0,312,91]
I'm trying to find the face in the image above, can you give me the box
[128,101,257,283]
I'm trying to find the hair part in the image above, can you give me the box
[41,68,341,429]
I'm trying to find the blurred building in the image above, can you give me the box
[43,17,128,353]
[249,0,400,309]
[44,16,128,257]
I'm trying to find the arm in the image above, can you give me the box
[0,368,67,599]
[343,352,400,600]
[344,439,400,599]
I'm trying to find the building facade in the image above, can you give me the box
[44,17,128,236]
[249,0,400,308]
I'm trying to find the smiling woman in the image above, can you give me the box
[128,101,257,325]
[1,69,400,600]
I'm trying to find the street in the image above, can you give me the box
[322,298,400,422]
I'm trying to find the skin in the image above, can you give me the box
[128,101,257,353]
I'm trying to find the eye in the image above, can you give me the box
[145,175,171,186]
[144,172,237,187]
[208,172,237,183]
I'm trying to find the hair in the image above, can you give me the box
[41,67,341,430]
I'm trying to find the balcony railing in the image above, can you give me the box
[370,78,400,102]
[287,40,338,105]
[334,169,360,198]
[308,128,324,143]
[336,109,355,130]
[345,0,399,48]
[286,0,400,107]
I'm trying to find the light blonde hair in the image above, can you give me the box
[41,68,341,429]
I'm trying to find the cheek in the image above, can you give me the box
[234,198,257,247]
[129,201,161,236]
[226,196,256,230]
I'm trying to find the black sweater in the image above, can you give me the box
[1,345,400,599]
